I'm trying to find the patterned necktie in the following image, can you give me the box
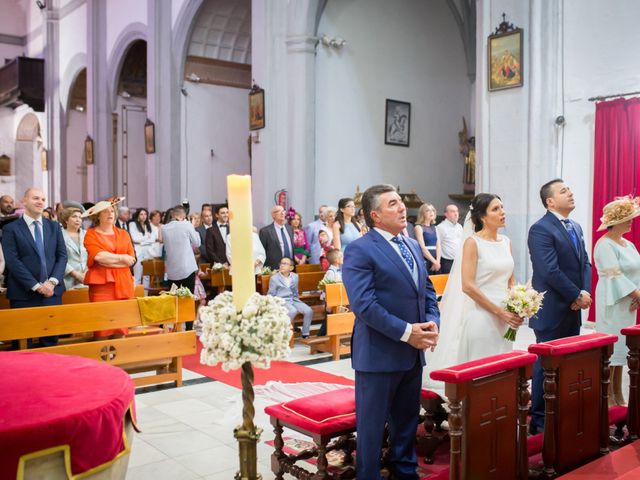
[391,236,414,271]
[33,220,47,282]
[562,219,580,254]
[281,227,292,258]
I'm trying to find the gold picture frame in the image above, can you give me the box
[144,119,156,154]
[84,136,94,165]
[488,28,523,91]
[249,86,265,131]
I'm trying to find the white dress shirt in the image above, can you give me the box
[436,219,463,260]
[23,213,58,289]
[373,227,418,343]
[161,219,200,280]
[274,223,293,256]
[225,232,267,274]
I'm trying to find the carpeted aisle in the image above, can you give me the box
[183,342,354,389]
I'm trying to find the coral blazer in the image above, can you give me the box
[84,227,135,300]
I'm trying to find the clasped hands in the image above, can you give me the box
[407,321,439,351]
[37,281,55,297]
[570,291,592,311]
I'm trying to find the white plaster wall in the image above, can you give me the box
[172,0,191,29]
[64,110,87,201]
[25,3,44,57]
[180,82,250,210]
[315,0,471,211]
[0,1,26,35]
[0,43,24,61]
[562,0,640,244]
[59,2,87,99]
[106,0,148,61]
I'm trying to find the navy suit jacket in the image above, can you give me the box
[2,217,67,304]
[342,229,440,373]
[528,211,591,333]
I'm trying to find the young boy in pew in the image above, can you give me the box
[317,249,344,336]
[322,249,343,283]
[268,256,313,338]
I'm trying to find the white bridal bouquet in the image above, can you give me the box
[199,291,292,371]
[503,283,545,341]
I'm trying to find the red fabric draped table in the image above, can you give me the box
[0,351,136,479]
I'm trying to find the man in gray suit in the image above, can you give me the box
[259,205,294,270]
[305,205,327,264]
[196,208,213,263]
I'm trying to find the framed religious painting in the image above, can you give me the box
[84,136,94,165]
[488,27,523,91]
[249,86,265,130]
[384,99,411,147]
[144,119,156,154]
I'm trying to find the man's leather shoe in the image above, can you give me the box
[528,423,542,436]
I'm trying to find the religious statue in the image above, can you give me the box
[458,117,476,194]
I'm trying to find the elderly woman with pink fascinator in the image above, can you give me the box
[594,195,640,407]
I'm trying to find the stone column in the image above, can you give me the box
[44,1,61,203]
[148,0,178,210]
[86,0,110,200]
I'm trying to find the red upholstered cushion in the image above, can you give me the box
[527,432,544,456]
[264,387,356,435]
[430,350,536,384]
[609,405,628,425]
[528,332,618,356]
[421,389,441,401]
[621,325,640,336]
[430,467,451,480]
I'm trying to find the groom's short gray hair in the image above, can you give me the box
[362,184,397,229]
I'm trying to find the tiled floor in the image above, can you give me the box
[126,323,625,479]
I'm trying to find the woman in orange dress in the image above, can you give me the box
[82,197,136,339]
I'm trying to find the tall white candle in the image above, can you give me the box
[227,175,256,311]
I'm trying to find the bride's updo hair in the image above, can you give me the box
[469,193,501,232]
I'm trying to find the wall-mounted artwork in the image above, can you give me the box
[385,99,411,147]
[488,15,523,91]
[144,119,156,154]
[84,136,94,165]
[249,85,265,131]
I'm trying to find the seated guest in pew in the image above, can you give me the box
[305,204,327,264]
[225,226,266,274]
[318,229,334,271]
[317,249,344,337]
[162,205,200,330]
[60,207,88,290]
[130,208,158,285]
[3,188,67,347]
[260,205,295,270]
[268,256,313,339]
[289,210,310,266]
[322,249,343,283]
[83,197,136,339]
[594,196,640,406]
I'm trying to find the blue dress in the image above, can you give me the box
[340,222,361,252]
[419,224,439,271]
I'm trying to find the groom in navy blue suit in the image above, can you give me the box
[528,179,592,433]
[2,188,67,347]
[343,184,440,479]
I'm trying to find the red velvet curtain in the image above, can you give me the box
[590,97,640,322]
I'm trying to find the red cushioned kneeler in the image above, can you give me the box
[264,387,356,479]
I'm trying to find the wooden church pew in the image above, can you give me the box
[0,296,196,387]
[306,282,353,360]
[528,332,618,477]
[430,350,537,480]
[0,284,144,309]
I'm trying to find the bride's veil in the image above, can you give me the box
[423,211,474,395]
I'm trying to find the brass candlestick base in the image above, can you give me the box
[234,362,263,480]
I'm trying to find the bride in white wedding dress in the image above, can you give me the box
[424,194,523,394]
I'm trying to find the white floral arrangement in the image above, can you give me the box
[260,266,274,276]
[503,283,545,341]
[199,291,292,371]
[160,284,194,298]
[211,262,225,272]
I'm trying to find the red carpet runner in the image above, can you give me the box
[183,342,354,389]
